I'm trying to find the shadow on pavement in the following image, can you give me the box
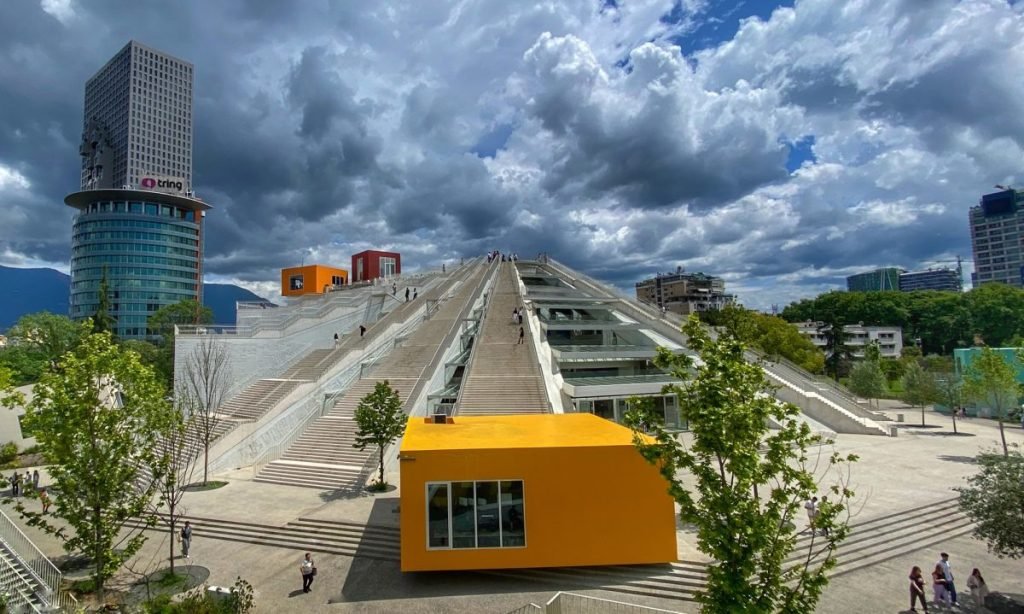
[937,454,978,464]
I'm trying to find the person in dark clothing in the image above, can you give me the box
[909,566,928,613]
[517,311,523,325]
[405,287,410,302]
[518,326,524,344]
[180,521,193,558]
[359,325,366,337]
[413,288,418,300]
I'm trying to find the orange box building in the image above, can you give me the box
[280,264,348,297]
[398,413,678,572]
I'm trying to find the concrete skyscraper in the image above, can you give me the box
[80,40,193,190]
[970,188,1024,288]
[68,41,208,339]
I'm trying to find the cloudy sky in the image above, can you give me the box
[1,0,1022,308]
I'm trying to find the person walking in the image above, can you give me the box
[937,552,957,606]
[518,326,524,345]
[405,287,410,302]
[12,472,20,498]
[804,497,818,534]
[333,332,340,347]
[413,288,417,300]
[392,282,397,296]
[966,568,988,608]
[300,552,316,593]
[512,307,518,324]
[31,470,39,492]
[359,325,366,338]
[931,563,951,607]
[819,496,831,537]
[180,521,193,559]
[517,310,523,325]
[909,566,929,613]
[39,488,51,515]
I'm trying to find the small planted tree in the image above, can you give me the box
[19,328,175,593]
[178,338,232,485]
[149,399,200,575]
[848,342,886,409]
[957,450,1024,559]
[902,361,937,427]
[933,371,964,435]
[963,347,1022,456]
[625,316,857,614]
[353,380,406,490]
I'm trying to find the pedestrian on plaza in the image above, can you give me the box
[804,497,818,534]
[517,310,523,325]
[180,521,193,559]
[39,488,51,515]
[31,470,39,492]
[908,566,929,613]
[818,496,830,537]
[359,325,366,338]
[413,288,418,300]
[512,307,518,324]
[333,332,339,347]
[12,472,20,497]
[405,287,410,302]
[442,263,446,273]
[518,326,524,345]
[931,562,951,606]
[966,568,988,608]
[392,283,397,296]
[937,552,957,606]
[300,552,316,593]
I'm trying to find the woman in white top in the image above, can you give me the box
[300,552,315,593]
[967,568,988,608]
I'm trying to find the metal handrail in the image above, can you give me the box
[0,551,44,613]
[451,261,501,414]
[0,508,67,609]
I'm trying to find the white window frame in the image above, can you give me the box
[425,479,527,551]
[380,256,397,278]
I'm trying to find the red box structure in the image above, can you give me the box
[351,250,401,282]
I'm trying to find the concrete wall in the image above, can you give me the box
[0,385,36,449]
[769,375,887,436]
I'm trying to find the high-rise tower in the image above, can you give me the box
[970,189,1024,288]
[67,42,208,339]
[80,40,193,190]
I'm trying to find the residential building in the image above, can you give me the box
[898,268,962,292]
[67,42,205,339]
[970,188,1024,287]
[281,264,348,297]
[846,267,903,292]
[635,269,734,315]
[80,40,193,190]
[795,321,904,359]
[351,250,401,283]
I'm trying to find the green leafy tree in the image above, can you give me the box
[933,371,964,435]
[147,300,214,338]
[18,330,175,593]
[147,405,199,576]
[818,319,852,381]
[965,283,1024,347]
[1,312,87,383]
[121,339,172,389]
[624,316,857,614]
[902,361,937,427]
[353,380,407,489]
[701,306,825,373]
[0,366,24,410]
[92,267,116,335]
[957,450,1024,559]
[963,347,1022,456]
[848,343,886,409]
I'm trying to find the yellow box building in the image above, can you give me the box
[280,264,348,297]
[398,413,678,572]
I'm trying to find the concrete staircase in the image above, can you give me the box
[456,262,550,415]
[255,263,488,491]
[124,512,400,562]
[0,542,46,612]
[217,378,305,421]
[481,497,971,603]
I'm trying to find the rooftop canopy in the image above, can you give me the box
[401,413,648,452]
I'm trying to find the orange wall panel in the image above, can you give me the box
[399,444,677,572]
[280,265,348,297]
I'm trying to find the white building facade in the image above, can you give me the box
[794,322,904,359]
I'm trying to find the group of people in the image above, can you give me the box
[8,470,51,514]
[909,553,988,611]
[513,307,525,344]
[486,251,520,263]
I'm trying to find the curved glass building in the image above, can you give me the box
[65,188,210,338]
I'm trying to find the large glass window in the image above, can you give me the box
[380,256,397,277]
[427,480,526,550]
[289,275,304,291]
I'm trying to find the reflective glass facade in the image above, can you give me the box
[68,194,203,338]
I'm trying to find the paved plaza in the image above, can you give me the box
[4,402,1022,613]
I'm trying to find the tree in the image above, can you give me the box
[92,267,116,335]
[933,371,964,435]
[148,300,214,338]
[848,345,887,409]
[149,405,199,575]
[957,451,1024,559]
[18,331,175,593]
[963,347,1022,456]
[1,312,87,383]
[353,380,407,489]
[902,361,937,427]
[701,306,825,373]
[0,366,24,410]
[818,319,852,381]
[624,316,857,613]
[178,338,232,485]
[121,339,172,389]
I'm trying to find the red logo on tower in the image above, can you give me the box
[141,177,156,189]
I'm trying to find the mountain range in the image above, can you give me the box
[0,265,269,332]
